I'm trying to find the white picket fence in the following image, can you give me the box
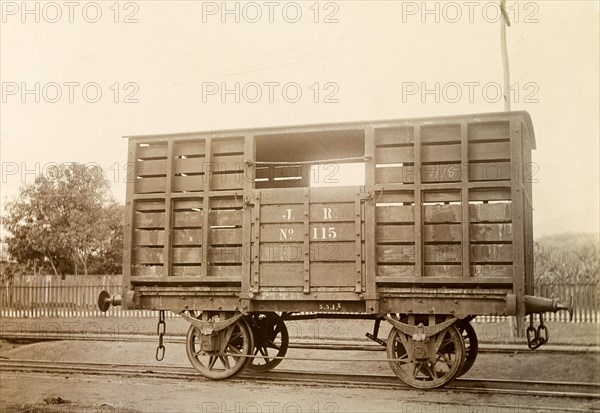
[1,275,598,322]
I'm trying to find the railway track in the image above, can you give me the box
[1,358,599,402]
[1,331,598,355]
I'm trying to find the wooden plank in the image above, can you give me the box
[211,172,244,191]
[469,189,511,202]
[471,223,512,241]
[260,223,356,242]
[134,247,164,264]
[137,159,167,176]
[212,138,244,154]
[173,229,203,245]
[135,200,165,212]
[173,140,205,157]
[211,154,245,172]
[259,242,361,262]
[421,124,461,143]
[172,175,205,192]
[376,245,415,263]
[424,224,461,242]
[375,146,414,164]
[423,204,461,223]
[471,244,513,263]
[470,264,513,277]
[420,144,461,163]
[374,127,414,145]
[209,209,243,226]
[135,230,165,246]
[135,212,165,228]
[424,264,462,277]
[468,121,510,142]
[469,162,512,181]
[413,124,422,277]
[469,142,511,161]
[171,265,202,276]
[172,199,203,210]
[258,263,303,286]
[258,263,359,287]
[424,245,461,263]
[375,166,414,184]
[260,203,356,223]
[172,247,202,264]
[135,177,165,194]
[172,211,203,228]
[376,192,414,204]
[209,265,243,278]
[376,205,414,223]
[138,144,167,159]
[174,158,206,174]
[209,228,243,245]
[376,264,414,277]
[209,246,242,264]
[469,203,512,222]
[259,187,357,204]
[421,164,462,183]
[376,225,414,243]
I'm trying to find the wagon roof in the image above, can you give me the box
[126,110,535,149]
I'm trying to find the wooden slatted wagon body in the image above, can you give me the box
[99,111,570,388]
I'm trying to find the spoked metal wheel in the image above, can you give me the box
[456,322,478,376]
[185,316,254,380]
[247,312,289,372]
[387,324,465,389]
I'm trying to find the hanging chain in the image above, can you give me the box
[526,313,548,350]
[156,310,166,361]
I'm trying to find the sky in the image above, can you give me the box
[1,0,598,237]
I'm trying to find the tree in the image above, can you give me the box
[3,163,123,276]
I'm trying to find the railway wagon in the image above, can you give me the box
[99,111,570,388]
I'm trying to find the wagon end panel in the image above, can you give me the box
[373,112,534,318]
[122,135,246,312]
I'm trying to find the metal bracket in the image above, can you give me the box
[384,315,457,339]
[181,313,243,335]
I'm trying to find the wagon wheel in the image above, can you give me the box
[457,322,478,376]
[247,312,289,372]
[387,324,465,389]
[185,316,254,380]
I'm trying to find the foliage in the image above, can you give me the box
[2,163,123,276]
[534,233,600,285]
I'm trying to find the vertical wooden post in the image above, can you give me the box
[303,187,310,294]
[241,135,255,301]
[461,121,470,277]
[122,139,137,307]
[364,126,377,312]
[413,125,423,277]
[510,118,525,335]
[201,137,213,277]
[163,140,174,277]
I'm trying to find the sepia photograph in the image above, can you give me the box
[0,1,598,412]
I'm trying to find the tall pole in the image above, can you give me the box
[500,0,511,111]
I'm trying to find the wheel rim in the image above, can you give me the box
[185,316,253,380]
[247,312,289,372]
[387,324,465,389]
[457,322,478,376]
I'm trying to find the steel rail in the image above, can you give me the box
[1,358,598,401]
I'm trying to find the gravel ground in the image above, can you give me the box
[1,317,598,413]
